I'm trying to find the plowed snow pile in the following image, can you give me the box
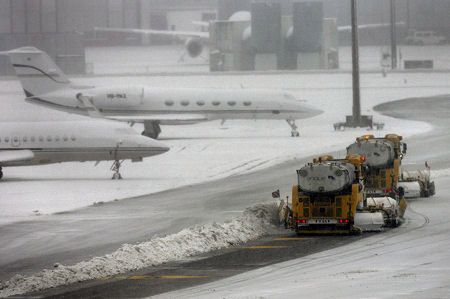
[0,203,278,297]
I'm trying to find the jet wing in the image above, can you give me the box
[0,150,34,163]
[107,114,208,125]
[338,22,405,32]
[94,27,209,40]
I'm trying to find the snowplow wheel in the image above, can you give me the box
[429,181,436,196]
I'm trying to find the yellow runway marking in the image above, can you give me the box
[129,275,152,280]
[158,275,208,279]
[274,237,311,241]
[99,275,127,281]
[103,275,209,281]
[244,245,289,249]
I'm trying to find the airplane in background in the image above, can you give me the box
[0,121,169,180]
[94,11,250,61]
[95,10,404,61]
[4,47,323,139]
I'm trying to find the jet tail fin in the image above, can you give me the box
[5,47,71,97]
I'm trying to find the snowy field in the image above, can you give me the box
[1,71,447,225]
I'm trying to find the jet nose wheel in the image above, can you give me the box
[111,160,123,180]
[112,172,122,180]
[286,119,300,137]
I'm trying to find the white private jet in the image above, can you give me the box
[4,47,322,139]
[0,121,169,180]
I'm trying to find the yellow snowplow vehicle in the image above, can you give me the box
[289,155,366,234]
[347,134,407,223]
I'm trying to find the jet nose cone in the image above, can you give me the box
[143,138,170,154]
[305,104,323,117]
[292,101,323,118]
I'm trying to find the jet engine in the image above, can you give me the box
[185,38,203,58]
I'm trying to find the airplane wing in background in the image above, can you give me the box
[94,27,209,40]
[107,114,209,125]
[338,22,405,32]
[0,150,34,164]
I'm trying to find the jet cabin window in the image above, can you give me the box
[165,99,174,106]
[212,101,221,106]
[5,137,9,142]
[243,101,252,106]
[228,101,236,106]
[197,100,205,106]
[180,100,189,106]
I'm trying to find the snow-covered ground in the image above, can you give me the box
[1,71,446,225]
[1,44,449,297]
[0,204,279,297]
[160,176,450,299]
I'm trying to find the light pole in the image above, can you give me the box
[390,0,397,69]
[333,0,383,131]
[350,0,361,125]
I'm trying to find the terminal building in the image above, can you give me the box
[0,0,449,74]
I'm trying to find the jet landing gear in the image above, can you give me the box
[142,121,161,139]
[286,119,300,137]
[111,160,123,180]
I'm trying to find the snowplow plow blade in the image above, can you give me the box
[354,212,384,232]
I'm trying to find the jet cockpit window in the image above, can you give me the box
[181,100,190,106]
[165,99,174,106]
[228,101,236,106]
[197,100,205,106]
[212,101,221,106]
[243,101,252,106]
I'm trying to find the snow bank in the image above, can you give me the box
[0,203,279,298]
[431,168,450,179]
